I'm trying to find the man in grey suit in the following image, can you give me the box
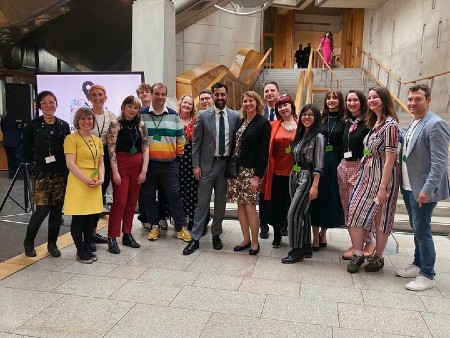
[183,82,240,255]
[396,84,450,291]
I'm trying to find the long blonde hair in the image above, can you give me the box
[240,91,264,119]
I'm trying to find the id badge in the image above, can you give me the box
[402,154,407,163]
[45,155,56,164]
[344,151,352,159]
[130,146,137,154]
[91,168,99,178]
[363,148,371,156]
[185,139,190,145]
[153,135,162,141]
[292,164,301,172]
[285,146,291,154]
[325,144,333,152]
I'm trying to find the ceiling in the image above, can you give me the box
[0,0,385,72]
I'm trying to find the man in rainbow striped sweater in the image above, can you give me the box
[140,83,192,242]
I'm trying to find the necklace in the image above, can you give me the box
[281,120,296,132]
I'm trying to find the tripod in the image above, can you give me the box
[0,163,34,214]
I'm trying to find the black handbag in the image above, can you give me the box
[224,156,239,179]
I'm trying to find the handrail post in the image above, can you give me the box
[397,80,402,98]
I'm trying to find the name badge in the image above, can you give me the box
[292,164,301,172]
[45,155,56,164]
[344,151,352,159]
[130,146,137,154]
[185,139,190,145]
[325,144,333,152]
[285,146,291,154]
[91,168,99,179]
[153,135,162,141]
[363,148,371,156]
[402,154,407,163]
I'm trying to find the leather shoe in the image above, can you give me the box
[281,254,304,264]
[24,247,37,257]
[183,240,199,255]
[122,233,140,248]
[89,242,97,252]
[92,233,108,244]
[249,243,260,255]
[259,223,269,239]
[108,238,120,254]
[212,235,223,250]
[47,243,61,257]
[234,242,251,252]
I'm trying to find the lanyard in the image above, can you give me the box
[95,111,106,138]
[327,116,338,145]
[43,118,56,156]
[150,112,164,136]
[78,132,98,169]
[127,123,138,147]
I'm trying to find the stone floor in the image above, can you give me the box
[0,217,450,337]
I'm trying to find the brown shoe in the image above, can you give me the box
[342,246,354,260]
[363,243,376,258]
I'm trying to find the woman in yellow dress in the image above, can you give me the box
[64,107,104,263]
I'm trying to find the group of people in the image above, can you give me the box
[21,78,449,292]
[294,31,334,69]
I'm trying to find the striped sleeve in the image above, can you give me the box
[384,119,398,153]
[313,134,325,175]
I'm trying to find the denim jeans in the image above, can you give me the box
[401,189,437,279]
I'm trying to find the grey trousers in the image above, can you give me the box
[191,159,227,240]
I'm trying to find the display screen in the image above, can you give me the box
[36,72,144,131]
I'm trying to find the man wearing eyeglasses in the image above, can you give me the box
[199,89,213,110]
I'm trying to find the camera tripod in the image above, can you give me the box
[0,162,34,214]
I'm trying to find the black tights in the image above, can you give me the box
[71,214,97,260]
[24,204,63,247]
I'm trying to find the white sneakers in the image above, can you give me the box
[397,264,435,291]
[405,275,436,291]
[396,264,420,278]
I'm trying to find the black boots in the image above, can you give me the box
[122,233,140,248]
[108,237,120,254]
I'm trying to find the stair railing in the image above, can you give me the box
[358,47,450,114]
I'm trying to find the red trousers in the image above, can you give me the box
[108,152,143,237]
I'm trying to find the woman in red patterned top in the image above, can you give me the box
[178,95,198,230]
[261,94,298,249]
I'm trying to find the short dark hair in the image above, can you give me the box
[408,84,431,99]
[136,83,152,94]
[36,91,57,110]
[211,82,228,93]
[263,81,279,91]
[152,83,168,94]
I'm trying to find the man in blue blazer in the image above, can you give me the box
[183,82,240,255]
[397,84,450,291]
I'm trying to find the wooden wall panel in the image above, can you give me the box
[273,11,294,69]
[341,8,364,68]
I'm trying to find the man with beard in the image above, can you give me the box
[183,82,240,254]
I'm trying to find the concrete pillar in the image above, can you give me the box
[132,0,176,97]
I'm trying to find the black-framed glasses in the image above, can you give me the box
[301,112,314,117]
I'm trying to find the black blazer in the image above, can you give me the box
[233,114,271,178]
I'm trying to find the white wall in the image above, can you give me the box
[176,6,262,74]
[362,0,450,116]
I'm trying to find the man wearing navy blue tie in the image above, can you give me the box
[259,81,281,239]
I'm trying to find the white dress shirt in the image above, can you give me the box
[214,106,231,156]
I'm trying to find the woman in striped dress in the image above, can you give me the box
[347,86,400,273]
[337,90,374,259]
[281,104,324,264]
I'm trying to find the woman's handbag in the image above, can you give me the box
[224,156,239,179]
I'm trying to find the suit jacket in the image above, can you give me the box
[401,110,450,202]
[192,107,240,176]
[233,114,271,178]
[264,105,277,121]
